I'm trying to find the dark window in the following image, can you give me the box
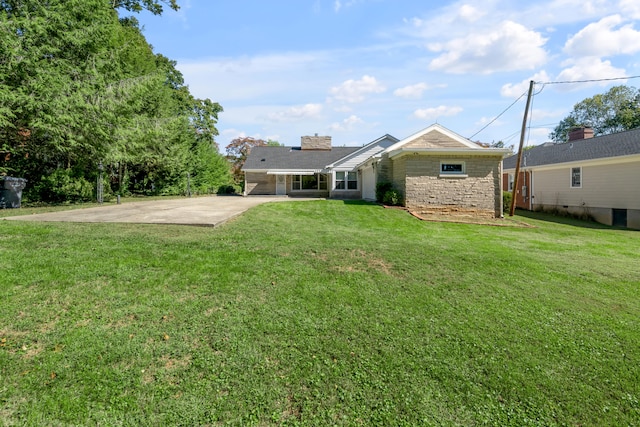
[441,163,464,174]
[571,167,581,188]
[292,174,327,190]
[336,171,357,190]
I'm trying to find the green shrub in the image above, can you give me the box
[503,191,513,213]
[375,181,393,203]
[217,184,237,195]
[383,189,403,206]
[35,169,96,203]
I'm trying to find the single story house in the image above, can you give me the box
[243,124,510,217]
[503,127,640,229]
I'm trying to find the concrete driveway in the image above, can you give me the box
[2,196,314,226]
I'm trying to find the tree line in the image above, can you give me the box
[1,0,233,203]
[550,85,640,142]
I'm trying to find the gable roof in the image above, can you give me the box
[384,123,510,158]
[328,134,399,170]
[242,146,360,172]
[503,127,640,170]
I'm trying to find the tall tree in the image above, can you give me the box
[112,0,179,15]
[550,85,640,142]
[226,137,267,184]
[1,0,230,200]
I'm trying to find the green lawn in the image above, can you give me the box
[1,200,638,426]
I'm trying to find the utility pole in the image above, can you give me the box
[509,80,535,217]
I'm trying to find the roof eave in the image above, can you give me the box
[388,148,511,159]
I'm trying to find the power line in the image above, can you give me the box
[538,75,640,85]
[469,75,640,141]
[468,91,527,140]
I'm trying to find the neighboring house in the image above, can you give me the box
[243,124,510,217]
[503,127,640,229]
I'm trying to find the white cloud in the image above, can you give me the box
[564,15,640,57]
[501,71,551,98]
[428,21,548,74]
[413,105,463,120]
[329,75,386,103]
[620,0,640,19]
[394,83,430,99]
[458,4,484,22]
[221,128,246,139]
[526,127,552,145]
[267,104,324,122]
[556,57,627,88]
[334,0,363,12]
[475,116,504,127]
[330,115,364,131]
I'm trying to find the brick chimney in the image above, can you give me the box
[301,134,332,150]
[568,127,594,142]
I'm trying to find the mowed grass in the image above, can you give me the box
[0,200,638,426]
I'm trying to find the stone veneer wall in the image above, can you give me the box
[396,155,503,217]
[245,172,276,195]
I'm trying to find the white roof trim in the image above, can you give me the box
[325,133,399,168]
[502,152,640,172]
[383,123,482,154]
[266,170,319,175]
[388,147,511,159]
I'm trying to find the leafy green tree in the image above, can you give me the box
[1,0,124,177]
[550,85,640,142]
[112,0,179,15]
[1,0,230,201]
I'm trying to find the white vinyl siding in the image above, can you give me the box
[534,161,640,209]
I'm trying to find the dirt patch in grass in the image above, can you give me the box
[407,208,534,227]
[333,249,395,276]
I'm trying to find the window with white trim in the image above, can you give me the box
[335,171,357,190]
[440,161,466,175]
[571,167,581,188]
[508,173,514,191]
[292,174,327,190]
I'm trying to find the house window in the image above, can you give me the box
[571,167,581,188]
[292,174,327,191]
[440,161,466,176]
[508,173,514,191]
[335,171,357,190]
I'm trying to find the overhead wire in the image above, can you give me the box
[470,75,640,142]
[539,75,640,85]
[468,91,527,140]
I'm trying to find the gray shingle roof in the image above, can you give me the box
[503,128,640,169]
[243,146,360,171]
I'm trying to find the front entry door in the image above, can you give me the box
[276,175,286,195]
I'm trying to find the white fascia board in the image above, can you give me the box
[326,134,398,168]
[383,123,481,154]
[516,153,640,172]
[266,170,319,175]
[388,147,511,159]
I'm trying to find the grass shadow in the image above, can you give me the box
[515,209,633,230]
[340,199,378,206]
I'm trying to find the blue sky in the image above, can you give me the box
[129,0,640,150]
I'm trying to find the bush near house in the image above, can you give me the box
[375,181,393,203]
[503,191,513,212]
[383,189,403,206]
